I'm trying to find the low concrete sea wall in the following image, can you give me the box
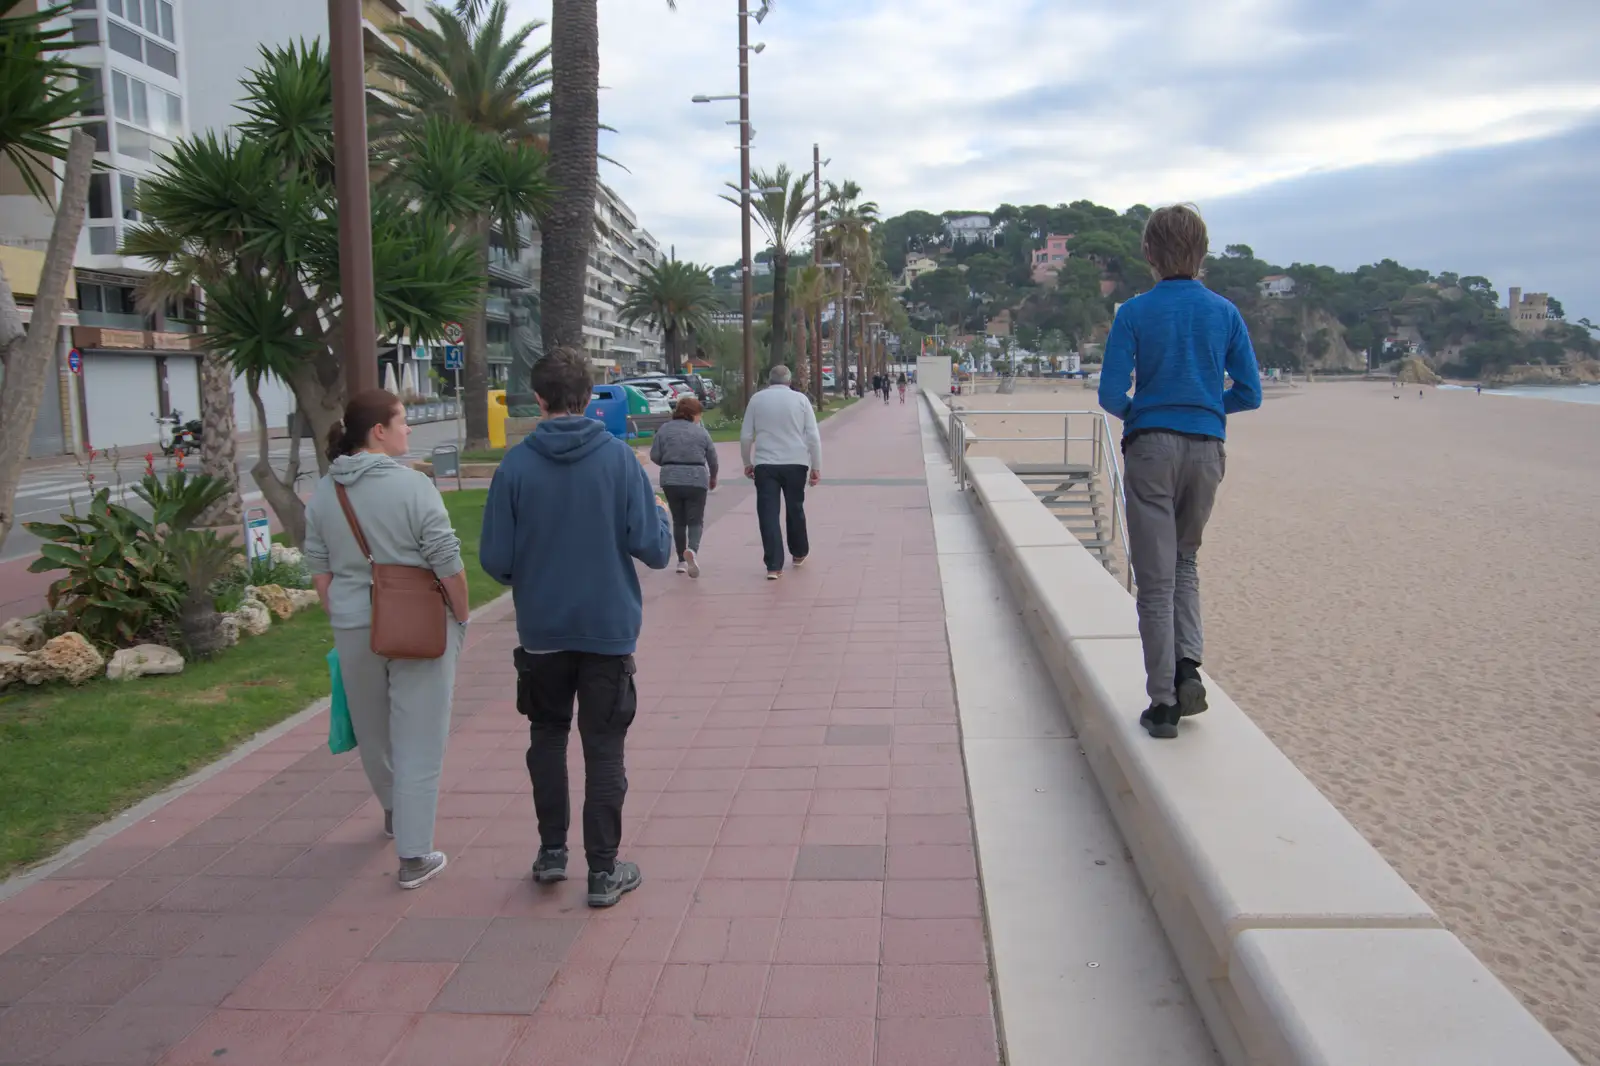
[923,391,1576,1066]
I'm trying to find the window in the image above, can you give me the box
[120,174,140,220]
[85,121,109,152]
[145,41,177,77]
[108,21,142,61]
[107,0,122,13]
[89,226,117,255]
[158,0,174,41]
[78,283,104,312]
[115,123,153,160]
[143,0,158,30]
[71,0,96,10]
[88,173,113,219]
[71,18,98,44]
[130,79,149,127]
[111,70,180,141]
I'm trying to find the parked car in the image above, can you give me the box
[617,379,674,414]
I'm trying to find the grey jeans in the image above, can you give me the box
[1123,432,1226,706]
[333,623,464,859]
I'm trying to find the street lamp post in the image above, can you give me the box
[812,143,827,408]
[328,0,377,396]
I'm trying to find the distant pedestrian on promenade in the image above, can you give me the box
[741,365,823,580]
[304,389,470,889]
[897,372,908,403]
[481,349,674,907]
[1098,204,1262,740]
[650,395,718,578]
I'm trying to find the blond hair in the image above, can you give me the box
[1142,204,1209,279]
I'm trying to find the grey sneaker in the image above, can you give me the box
[587,860,642,908]
[532,846,569,884]
[398,851,447,889]
[384,810,394,839]
[684,549,700,579]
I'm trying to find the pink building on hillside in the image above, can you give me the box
[1031,233,1073,284]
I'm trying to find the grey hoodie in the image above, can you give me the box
[303,452,464,630]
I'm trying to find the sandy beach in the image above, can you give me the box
[962,380,1600,1062]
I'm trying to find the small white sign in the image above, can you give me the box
[245,513,271,561]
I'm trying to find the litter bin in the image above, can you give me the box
[585,385,631,439]
[487,389,509,449]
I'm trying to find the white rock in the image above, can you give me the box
[217,614,241,648]
[232,602,272,637]
[21,633,104,686]
[270,544,303,567]
[285,588,321,613]
[0,615,47,652]
[0,645,31,688]
[106,644,186,681]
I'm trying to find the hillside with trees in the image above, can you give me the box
[881,201,1598,383]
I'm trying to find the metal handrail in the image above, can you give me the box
[946,406,1133,590]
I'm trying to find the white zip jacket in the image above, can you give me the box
[740,385,823,470]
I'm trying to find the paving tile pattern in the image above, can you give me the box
[0,398,999,1065]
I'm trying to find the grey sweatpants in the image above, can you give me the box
[333,623,464,859]
[1123,432,1225,707]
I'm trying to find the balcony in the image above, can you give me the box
[79,310,149,330]
[485,296,510,322]
[71,325,200,352]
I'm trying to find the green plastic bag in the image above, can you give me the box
[327,648,357,754]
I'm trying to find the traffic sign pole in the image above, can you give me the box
[455,368,462,448]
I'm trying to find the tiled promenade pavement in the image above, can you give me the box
[0,395,1000,1066]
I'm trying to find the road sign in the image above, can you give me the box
[67,348,81,374]
[443,321,465,346]
[443,345,464,371]
[243,508,271,562]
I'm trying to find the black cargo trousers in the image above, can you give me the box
[514,648,638,875]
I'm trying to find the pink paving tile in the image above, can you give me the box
[885,844,978,880]
[739,767,817,791]
[664,768,744,792]
[648,790,735,818]
[809,789,889,816]
[506,1014,641,1066]
[882,879,983,919]
[886,814,974,846]
[44,1002,212,1065]
[623,1016,757,1066]
[803,816,888,845]
[717,815,805,846]
[878,964,995,1018]
[668,918,779,964]
[747,746,825,769]
[221,957,358,1011]
[323,961,457,1013]
[381,1012,526,1066]
[729,789,811,816]
[772,918,881,965]
[536,962,662,1015]
[875,1015,999,1066]
[887,787,969,815]
[762,964,879,1018]
[647,963,767,1017]
[687,879,789,919]
[784,881,883,919]
[749,1018,876,1066]
[636,816,723,847]
[615,845,711,882]
[157,1009,312,1066]
[278,1011,416,1066]
[704,845,799,880]
[880,919,989,966]
[3,879,111,917]
[814,765,891,790]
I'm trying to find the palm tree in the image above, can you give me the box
[540,0,680,362]
[787,263,833,406]
[371,1,552,449]
[0,1,96,552]
[821,180,880,392]
[124,43,484,544]
[619,260,719,375]
[724,164,812,372]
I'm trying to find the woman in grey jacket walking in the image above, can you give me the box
[649,395,718,578]
[303,389,471,890]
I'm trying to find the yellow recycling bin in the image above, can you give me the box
[487,389,509,450]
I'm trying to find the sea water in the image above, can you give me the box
[1439,384,1600,406]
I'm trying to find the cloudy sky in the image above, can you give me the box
[508,0,1600,320]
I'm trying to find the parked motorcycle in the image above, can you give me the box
[154,409,202,457]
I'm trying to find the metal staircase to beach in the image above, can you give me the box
[1013,464,1120,578]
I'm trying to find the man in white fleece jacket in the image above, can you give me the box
[740,365,823,579]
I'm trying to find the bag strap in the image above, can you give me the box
[333,483,374,564]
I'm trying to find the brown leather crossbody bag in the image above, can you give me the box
[335,483,448,660]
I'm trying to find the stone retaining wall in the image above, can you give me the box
[923,390,1576,1066]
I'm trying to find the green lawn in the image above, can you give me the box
[0,490,499,879]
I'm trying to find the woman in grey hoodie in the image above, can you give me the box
[648,395,718,578]
[303,389,471,890]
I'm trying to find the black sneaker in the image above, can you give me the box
[532,846,569,884]
[1175,658,1208,718]
[587,860,642,908]
[1139,704,1180,740]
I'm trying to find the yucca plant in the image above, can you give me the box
[165,529,239,658]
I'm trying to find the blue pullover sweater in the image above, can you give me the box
[480,416,673,655]
[1097,279,1263,440]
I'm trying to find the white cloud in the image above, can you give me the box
[505,0,1600,268]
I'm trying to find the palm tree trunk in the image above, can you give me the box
[0,132,94,554]
[793,303,810,403]
[196,350,243,527]
[542,0,599,359]
[464,213,492,450]
[768,249,789,370]
[665,324,680,375]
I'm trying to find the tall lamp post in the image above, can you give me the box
[693,1,771,408]
[328,0,377,396]
[811,144,830,408]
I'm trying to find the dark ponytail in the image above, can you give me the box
[326,388,402,463]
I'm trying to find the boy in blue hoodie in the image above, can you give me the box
[1098,205,1262,740]
[481,350,673,906]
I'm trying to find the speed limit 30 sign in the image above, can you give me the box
[443,321,465,346]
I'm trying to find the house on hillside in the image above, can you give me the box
[901,253,941,288]
[944,215,995,247]
[1259,274,1297,299]
[1030,234,1073,285]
